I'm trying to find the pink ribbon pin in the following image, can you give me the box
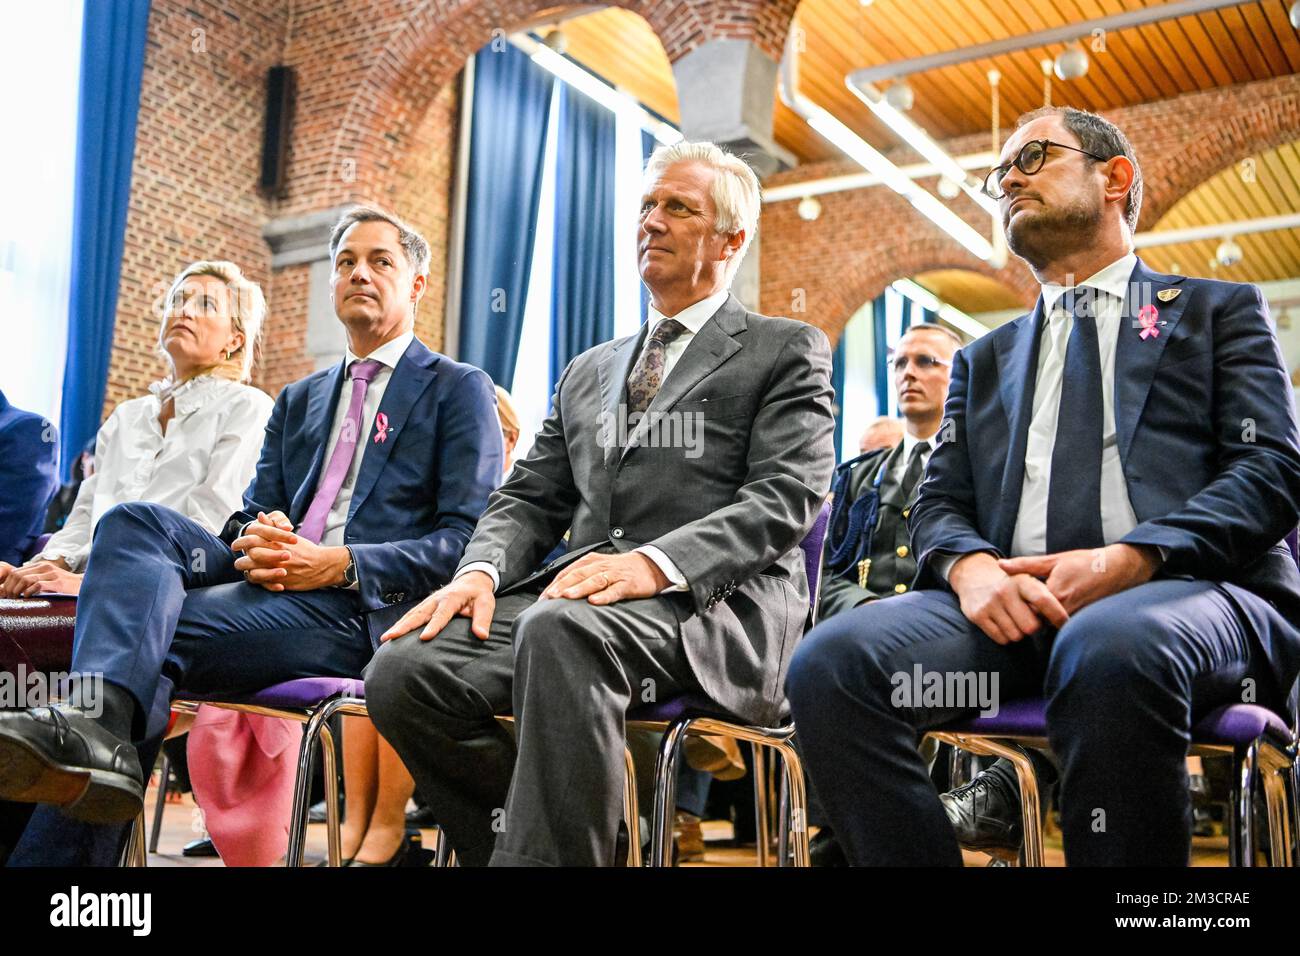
[1137,303,1160,340]
[374,412,389,443]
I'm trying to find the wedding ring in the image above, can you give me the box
[599,572,610,589]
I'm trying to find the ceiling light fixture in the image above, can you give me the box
[1053,44,1089,80]
[797,196,822,221]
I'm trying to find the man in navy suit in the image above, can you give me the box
[0,392,58,565]
[786,107,1300,866]
[0,207,501,860]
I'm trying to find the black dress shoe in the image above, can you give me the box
[809,827,847,867]
[350,831,433,867]
[0,706,143,824]
[182,836,220,858]
[405,804,437,828]
[939,768,1022,859]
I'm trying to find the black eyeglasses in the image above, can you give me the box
[982,139,1108,199]
[890,353,951,374]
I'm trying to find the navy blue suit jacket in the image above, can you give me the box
[910,259,1300,696]
[0,391,59,564]
[221,337,502,644]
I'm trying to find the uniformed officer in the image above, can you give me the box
[821,322,961,618]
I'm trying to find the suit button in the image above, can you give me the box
[902,509,910,519]
[896,545,909,558]
[894,583,908,594]
[611,527,624,538]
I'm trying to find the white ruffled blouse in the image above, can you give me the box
[37,375,274,571]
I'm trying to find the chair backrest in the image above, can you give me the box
[800,500,832,627]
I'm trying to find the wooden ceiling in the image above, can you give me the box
[780,0,1300,162]
[1141,140,1300,283]
[538,1,1300,307]
[914,269,1026,316]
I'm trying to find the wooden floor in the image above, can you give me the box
[143,782,1232,867]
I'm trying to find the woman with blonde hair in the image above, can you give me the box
[0,260,276,867]
[0,260,273,596]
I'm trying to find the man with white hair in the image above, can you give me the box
[366,141,836,866]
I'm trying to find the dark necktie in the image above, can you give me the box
[299,358,383,544]
[626,318,688,415]
[1045,298,1105,553]
[900,441,928,498]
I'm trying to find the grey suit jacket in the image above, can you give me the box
[457,294,836,725]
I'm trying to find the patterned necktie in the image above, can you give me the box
[1045,298,1105,553]
[625,318,688,415]
[298,358,383,544]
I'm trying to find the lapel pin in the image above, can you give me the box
[374,412,390,444]
[1137,303,1161,340]
[1157,288,1182,302]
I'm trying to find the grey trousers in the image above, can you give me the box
[364,587,702,866]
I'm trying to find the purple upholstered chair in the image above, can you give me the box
[129,502,832,869]
[926,529,1300,868]
[627,499,832,867]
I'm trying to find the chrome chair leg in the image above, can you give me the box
[433,827,453,867]
[320,719,340,867]
[286,699,342,867]
[649,718,690,866]
[775,740,810,867]
[121,811,147,867]
[1258,742,1293,867]
[752,744,770,867]
[1229,743,1259,867]
[949,745,972,790]
[622,745,642,867]
[776,750,790,867]
[148,752,170,853]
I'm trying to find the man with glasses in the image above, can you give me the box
[787,106,1300,865]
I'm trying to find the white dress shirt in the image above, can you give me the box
[894,430,935,486]
[37,375,274,572]
[312,330,415,548]
[458,290,732,593]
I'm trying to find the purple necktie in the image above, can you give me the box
[298,358,383,544]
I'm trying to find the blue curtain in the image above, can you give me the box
[59,0,150,480]
[872,293,890,417]
[549,84,616,389]
[922,306,938,325]
[831,332,846,463]
[639,129,656,326]
[458,44,554,388]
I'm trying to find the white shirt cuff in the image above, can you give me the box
[933,552,961,583]
[456,561,500,592]
[634,545,689,593]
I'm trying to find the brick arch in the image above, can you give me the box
[281,0,801,213]
[762,213,1034,348]
[1115,75,1300,228]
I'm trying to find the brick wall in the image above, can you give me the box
[107,0,287,412]
[108,0,1298,418]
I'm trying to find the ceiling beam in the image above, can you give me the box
[848,0,1255,87]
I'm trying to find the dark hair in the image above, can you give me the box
[329,205,431,275]
[1017,106,1143,233]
